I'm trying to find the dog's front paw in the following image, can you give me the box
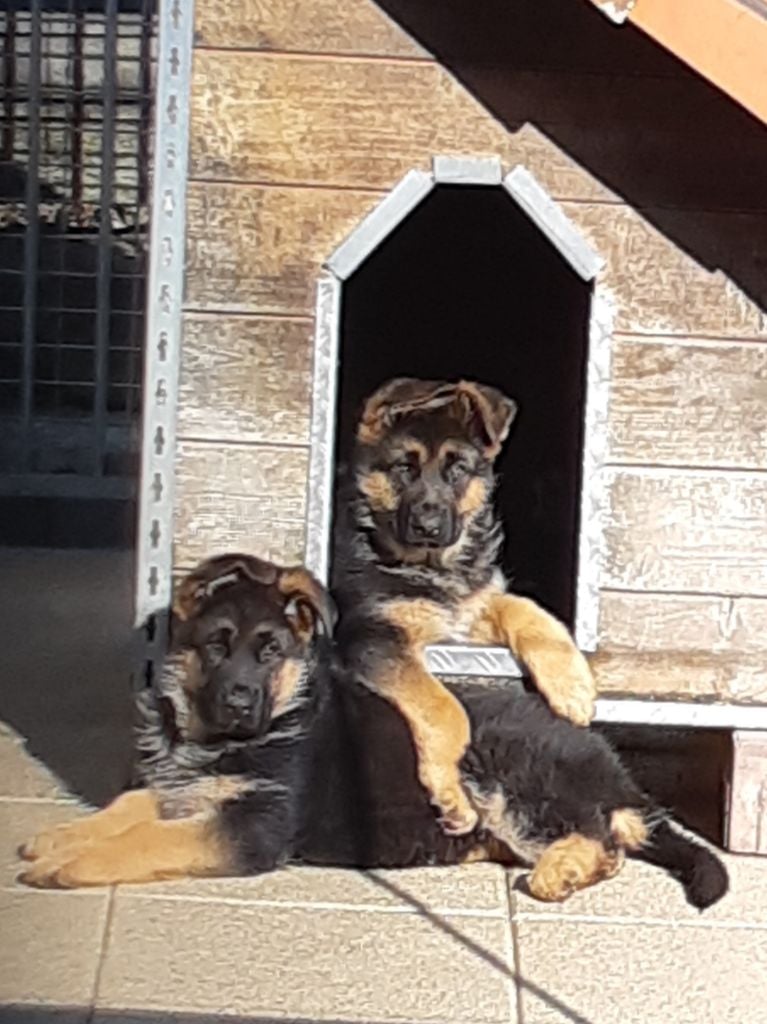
[432,790,479,837]
[546,688,596,727]
[543,658,597,727]
[20,820,89,862]
[18,848,116,889]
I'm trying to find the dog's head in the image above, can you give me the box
[171,554,336,741]
[353,378,517,562]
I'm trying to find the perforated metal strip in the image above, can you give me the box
[135,0,195,633]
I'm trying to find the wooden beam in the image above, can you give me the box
[588,0,767,125]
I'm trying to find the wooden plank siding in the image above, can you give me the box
[608,335,767,471]
[193,0,428,58]
[172,0,767,702]
[179,314,314,446]
[174,441,309,570]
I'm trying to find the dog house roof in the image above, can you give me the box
[587,0,767,126]
[324,159,604,284]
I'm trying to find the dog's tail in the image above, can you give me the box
[620,810,729,910]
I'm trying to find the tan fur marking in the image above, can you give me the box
[460,837,516,865]
[271,657,304,716]
[610,808,649,850]
[456,477,488,517]
[373,656,477,834]
[383,598,451,647]
[383,584,501,648]
[467,786,545,864]
[480,592,597,726]
[20,817,230,888]
[528,833,625,903]
[358,470,398,512]
[21,789,160,862]
[400,440,428,461]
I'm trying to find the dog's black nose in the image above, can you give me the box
[227,682,253,711]
[407,503,448,544]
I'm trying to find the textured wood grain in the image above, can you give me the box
[608,336,767,469]
[173,441,308,569]
[184,183,376,314]
[603,468,767,596]
[564,203,766,338]
[591,649,767,703]
[184,178,767,337]
[188,52,606,197]
[179,315,313,445]
[599,591,767,654]
[194,0,427,57]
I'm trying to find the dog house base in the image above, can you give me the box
[727,730,767,855]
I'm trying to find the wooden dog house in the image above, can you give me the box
[135,0,767,852]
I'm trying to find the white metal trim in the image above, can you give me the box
[306,160,611,649]
[574,285,615,651]
[134,0,195,626]
[305,273,342,584]
[325,169,435,280]
[593,698,767,730]
[503,165,604,281]
[432,155,503,185]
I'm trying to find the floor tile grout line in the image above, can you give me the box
[514,911,767,930]
[502,875,524,1024]
[86,884,117,1021]
[103,890,510,916]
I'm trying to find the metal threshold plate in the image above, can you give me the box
[425,644,767,730]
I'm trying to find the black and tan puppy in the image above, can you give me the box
[18,556,727,911]
[19,554,335,887]
[333,377,597,835]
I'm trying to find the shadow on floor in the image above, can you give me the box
[0,548,139,806]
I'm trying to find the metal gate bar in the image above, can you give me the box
[20,0,41,473]
[0,0,156,497]
[93,0,118,476]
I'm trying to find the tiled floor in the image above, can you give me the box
[1,549,765,1023]
[1,736,766,1024]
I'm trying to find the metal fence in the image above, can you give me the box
[0,0,155,499]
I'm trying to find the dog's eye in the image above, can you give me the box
[392,458,418,483]
[255,635,282,664]
[204,630,231,664]
[443,454,470,481]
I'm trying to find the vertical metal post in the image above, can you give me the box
[21,1,42,471]
[134,0,195,637]
[93,0,119,475]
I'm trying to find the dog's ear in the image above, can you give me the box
[174,554,279,621]
[357,377,457,445]
[456,381,517,459]
[278,566,338,641]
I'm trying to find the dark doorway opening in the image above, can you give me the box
[335,185,593,626]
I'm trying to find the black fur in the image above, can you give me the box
[137,645,729,910]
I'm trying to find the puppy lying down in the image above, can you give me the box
[20,556,728,909]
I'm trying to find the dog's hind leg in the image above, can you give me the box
[527,833,624,903]
[21,789,160,862]
[19,815,229,888]
[479,593,596,726]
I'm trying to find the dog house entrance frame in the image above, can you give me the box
[305,156,611,673]
[303,157,767,743]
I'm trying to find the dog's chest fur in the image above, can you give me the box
[381,574,505,647]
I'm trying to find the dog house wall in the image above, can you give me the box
[139,0,767,726]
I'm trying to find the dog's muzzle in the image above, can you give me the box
[400,501,455,548]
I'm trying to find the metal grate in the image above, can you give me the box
[0,0,156,496]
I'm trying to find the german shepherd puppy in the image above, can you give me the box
[20,555,336,887]
[333,377,597,835]
[19,557,728,911]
